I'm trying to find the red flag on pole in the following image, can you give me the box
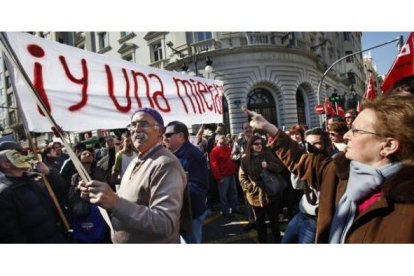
[358,73,377,113]
[335,102,345,118]
[381,32,414,93]
[324,98,336,116]
[365,73,377,99]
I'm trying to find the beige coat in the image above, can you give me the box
[111,145,187,243]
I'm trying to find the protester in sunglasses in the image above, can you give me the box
[328,121,348,153]
[239,135,285,243]
[344,109,358,130]
[243,94,414,243]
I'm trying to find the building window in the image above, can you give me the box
[0,87,4,100]
[344,32,351,41]
[296,89,307,126]
[9,111,16,125]
[122,54,133,62]
[152,43,163,62]
[345,51,354,63]
[6,76,12,88]
[247,88,277,125]
[196,32,212,42]
[7,93,14,106]
[121,32,131,38]
[98,32,109,50]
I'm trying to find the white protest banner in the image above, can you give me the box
[4,32,224,132]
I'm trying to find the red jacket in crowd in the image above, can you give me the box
[210,145,237,182]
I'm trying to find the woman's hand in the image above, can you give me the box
[261,161,268,169]
[242,106,279,136]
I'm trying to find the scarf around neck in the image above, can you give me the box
[328,161,402,244]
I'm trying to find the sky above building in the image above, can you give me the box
[362,32,410,76]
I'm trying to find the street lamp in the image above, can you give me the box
[167,41,213,77]
[316,36,403,127]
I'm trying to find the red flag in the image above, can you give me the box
[365,73,377,99]
[381,32,414,93]
[335,102,345,118]
[324,98,336,116]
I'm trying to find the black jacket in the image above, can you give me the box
[0,170,71,243]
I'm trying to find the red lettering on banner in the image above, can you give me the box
[197,82,213,111]
[26,44,51,116]
[191,80,207,113]
[207,85,217,113]
[188,79,203,113]
[59,56,89,111]
[213,84,223,114]
[28,44,45,58]
[149,74,171,112]
[131,70,147,108]
[33,63,52,116]
[105,65,132,113]
[173,78,197,114]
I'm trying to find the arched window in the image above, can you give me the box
[247,88,277,125]
[296,89,307,125]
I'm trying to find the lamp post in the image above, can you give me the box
[167,41,213,77]
[316,36,402,127]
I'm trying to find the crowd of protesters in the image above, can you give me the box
[0,76,413,244]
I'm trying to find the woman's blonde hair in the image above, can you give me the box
[362,94,414,166]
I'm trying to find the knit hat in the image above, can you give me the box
[131,107,164,127]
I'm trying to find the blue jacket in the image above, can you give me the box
[174,140,209,219]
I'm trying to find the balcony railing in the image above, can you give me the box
[245,32,273,45]
[191,39,217,53]
[293,38,310,50]
[149,59,168,69]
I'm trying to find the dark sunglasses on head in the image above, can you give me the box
[252,142,262,146]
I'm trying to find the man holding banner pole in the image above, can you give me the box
[79,107,187,243]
